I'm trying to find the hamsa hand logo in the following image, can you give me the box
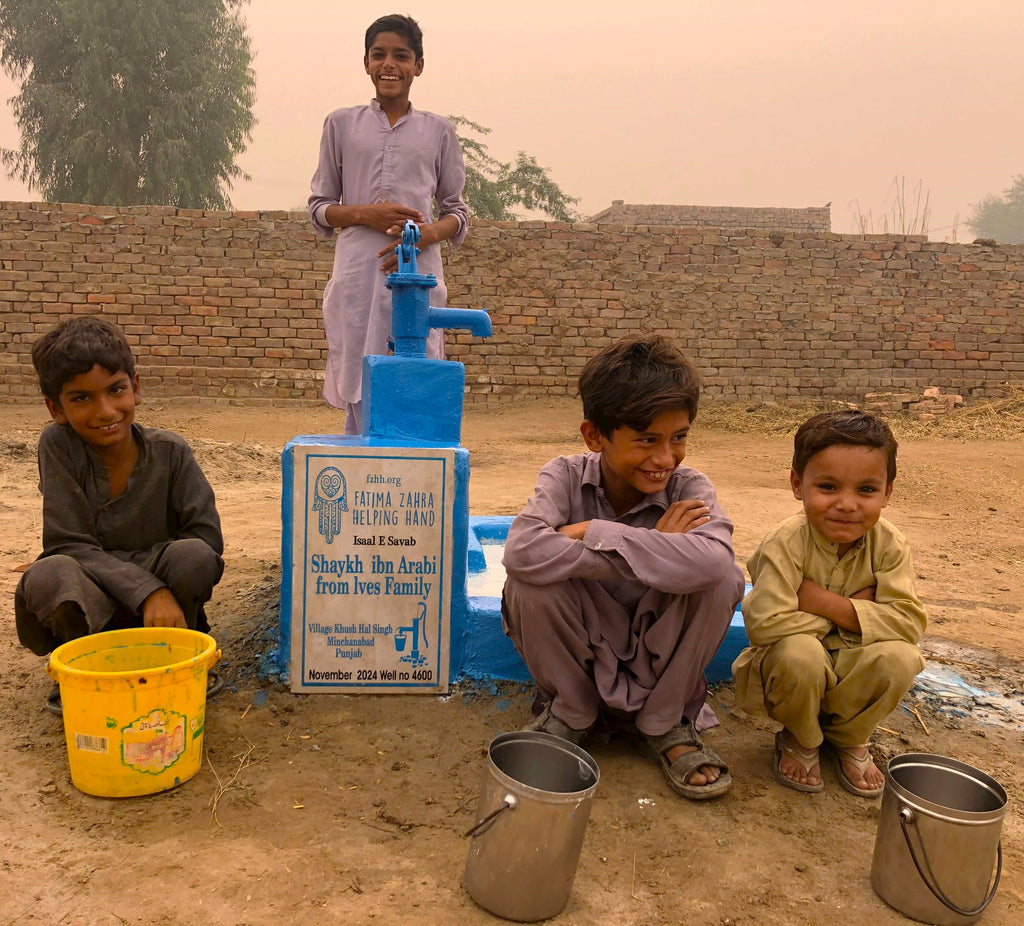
[312,466,347,543]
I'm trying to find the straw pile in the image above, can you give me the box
[699,382,1024,441]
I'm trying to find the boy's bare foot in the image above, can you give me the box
[773,729,824,792]
[829,744,885,797]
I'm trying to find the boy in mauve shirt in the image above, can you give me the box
[502,336,745,800]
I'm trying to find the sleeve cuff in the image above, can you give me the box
[127,579,168,616]
[582,519,627,552]
[311,202,335,236]
[850,598,878,643]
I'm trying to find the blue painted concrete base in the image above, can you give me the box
[364,355,464,444]
[460,516,749,685]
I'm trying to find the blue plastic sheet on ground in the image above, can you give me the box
[913,662,1024,729]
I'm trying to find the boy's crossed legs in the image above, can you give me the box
[16,538,223,655]
[503,571,742,797]
[762,633,924,794]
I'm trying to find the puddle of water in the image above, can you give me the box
[467,543,506,598]
[913,661,1024,730]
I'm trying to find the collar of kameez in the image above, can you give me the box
[370,98,415,123]
[75,422,145,500]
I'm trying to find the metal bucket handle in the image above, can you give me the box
[465,793,518,838]
[899,806,1003,917]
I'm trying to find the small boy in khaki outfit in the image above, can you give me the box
[732,410,925,796]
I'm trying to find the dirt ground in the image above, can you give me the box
[0,397,1021,926]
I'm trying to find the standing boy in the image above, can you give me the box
[502,337,745,800]
[308,13,469,435]
[732,411,926,797]
[15,318,224,673]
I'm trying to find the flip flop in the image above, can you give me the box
[772,731,824,793]
[828,743,884,798]
[207,671,225,699]
[646,721,732,800]
[45,684,63,716]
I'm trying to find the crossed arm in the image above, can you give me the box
[743,525,926,647]
[555,498,712,540]
[795,578,875,633]
[503,462,738,597]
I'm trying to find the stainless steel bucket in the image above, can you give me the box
[871,753,1007,925]
[463,731,600,921]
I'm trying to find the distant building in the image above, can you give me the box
[588,200,831,233]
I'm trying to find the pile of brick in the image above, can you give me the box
[864,387,965,420]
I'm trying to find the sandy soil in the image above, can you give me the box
[0,397,1021,926]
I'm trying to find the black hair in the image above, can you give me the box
[792,410,898,483]
[31,316,136,403]
[365,14,423,60]
[578,336,700,437]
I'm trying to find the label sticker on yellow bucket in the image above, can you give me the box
[75,733,108,754]
[121,709,186,774]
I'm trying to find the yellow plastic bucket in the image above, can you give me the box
[47,627,220,797]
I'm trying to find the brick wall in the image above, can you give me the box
[588,201,831,233]
[2,201,1022,405]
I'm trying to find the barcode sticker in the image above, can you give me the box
[75,733,108,754]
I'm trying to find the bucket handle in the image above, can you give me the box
[899,806,1002,917]
[465,793,518,838]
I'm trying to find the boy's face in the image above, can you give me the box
[46,364,141,456]
[364,31,423,107]
[791,444,892,554]
[581,408,691,514]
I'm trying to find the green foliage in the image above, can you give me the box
[967,175,1024,243]
[449,116,579,222]
[0,0,256,208]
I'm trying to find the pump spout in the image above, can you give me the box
[426,306,493,338]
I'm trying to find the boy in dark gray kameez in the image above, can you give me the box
[14,318,224,661]
[502,337,745,800]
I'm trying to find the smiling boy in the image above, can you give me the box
[732,411,926,797]
[14,318,223,672]
[308,13,468,434]
[502,337,745,800]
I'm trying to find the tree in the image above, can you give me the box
[449,116,579,222]
[0,0,256,208]
[967,175,1024,243]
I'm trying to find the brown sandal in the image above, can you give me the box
[525,705,589,746]
[645,720,732,800]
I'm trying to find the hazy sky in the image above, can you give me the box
[1,0,1021,239]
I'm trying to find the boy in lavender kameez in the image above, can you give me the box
[502,337,745,799]
[308,14,469,434]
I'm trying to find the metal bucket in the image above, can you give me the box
[463,731,599,921]
[871,753,1007,925]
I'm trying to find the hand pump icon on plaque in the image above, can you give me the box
[394,602,428,667]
